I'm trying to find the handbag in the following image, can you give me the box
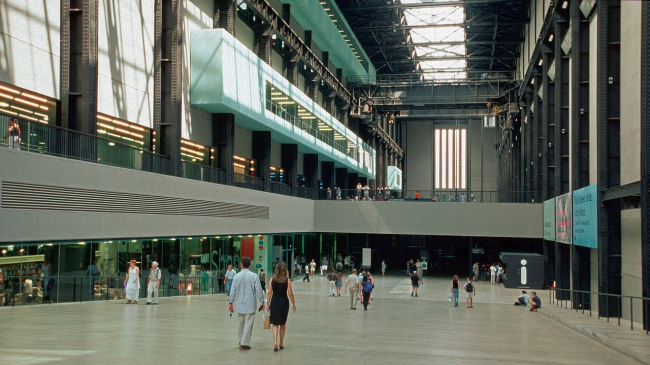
[264,298,271,329]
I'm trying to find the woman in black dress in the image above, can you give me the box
[266,262,296,351]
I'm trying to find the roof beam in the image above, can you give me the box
[352,21,527,32]
[341,0,528,12]
[380,55,518,64]
[363,39,524,50]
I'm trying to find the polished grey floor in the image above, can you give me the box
[0,275,642,364]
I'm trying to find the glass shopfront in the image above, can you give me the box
[0,233,368,307]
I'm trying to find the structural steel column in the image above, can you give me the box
[303,154,319,190]
[641,0,650,332]
[252,131,272,192]
[597,1,622,316]
[254,25,272,66]
[214,0,236,35]
[155,0,183,176]
[282,144,298,196]
[213,113,235,185]
[533,74,541,202]
[60,0,98,158]
[555,12,570,195]
[542,47,552,201]
[283,52,299,87]
[572,0,590,191]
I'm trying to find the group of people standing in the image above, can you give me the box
[472,262,505,284]
[449,275,476,308]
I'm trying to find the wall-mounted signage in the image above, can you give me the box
[572,184,597,248]
[543,198,555,241]
[555,193,572,244]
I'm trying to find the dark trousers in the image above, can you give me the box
[302,272,310,282]
[481,272,486,281]
[362,292,371,310]
[261,281,266,292]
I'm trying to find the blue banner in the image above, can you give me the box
[572,184,598,248]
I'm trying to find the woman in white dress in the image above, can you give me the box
[124,259,140,304]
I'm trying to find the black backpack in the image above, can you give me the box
[465,281,474,292]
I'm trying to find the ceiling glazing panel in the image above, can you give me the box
[401,0,466,80]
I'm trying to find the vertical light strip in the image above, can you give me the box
[454,129,460,189]
[434,129,441,189]
[447,129,454,188]
[461,129,467,189]
[441,129,447,189]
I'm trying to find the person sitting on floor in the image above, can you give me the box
[514,290,529,306]
[529,291,541,311]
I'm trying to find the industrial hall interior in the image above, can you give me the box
[0,0,649,364]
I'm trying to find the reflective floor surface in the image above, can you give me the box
[0,275,643,364]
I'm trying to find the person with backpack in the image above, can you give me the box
[463,277,475,308]
[361,273,374,310]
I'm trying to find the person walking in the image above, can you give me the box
[335,271,342,296]
[344,269,359,310]
[302,263,310,282]
[361,273,373,310]
[146,261,161,305]
[124,259,140,304]
[309,259,316,279]
[450,275,460,307]
[472,262,478,281]
[415,259,423,284]
[482,263,488,281]
[327,269,337,297]
[463,277,475,308]
[411,271,420,297]
[490,264,496,285]
[224,265,236,296]
[321,256,329,276]
[228,256,265,350]
[381,260,387,276]
[267,262,296,351]
[259,269,267,293]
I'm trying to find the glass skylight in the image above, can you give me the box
[401,0,467,80]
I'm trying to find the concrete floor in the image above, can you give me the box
[0,275,642,364]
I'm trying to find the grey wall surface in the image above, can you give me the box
[0,149,314,243]
[0,149,543,243]
[404,121,433,191]
[314,200,542,238]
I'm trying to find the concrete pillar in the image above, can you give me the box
[282,144,298,195]
[303,154,319,189]
[212,113,235,185]
[252,131,272,191]
[321,161,335,192]
[335,168,348,197]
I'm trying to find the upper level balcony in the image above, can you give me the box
[190,29,375,178]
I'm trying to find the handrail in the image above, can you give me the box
[0,275,226,307]
[551,288,650,334]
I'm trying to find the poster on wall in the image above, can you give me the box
[555,193,572,244]
[572,185,598,248]
[543,198,555,241]
[255,235,271,273]
[362,248,371,268]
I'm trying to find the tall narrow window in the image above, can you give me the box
[434,128,467,189]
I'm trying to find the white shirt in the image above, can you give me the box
[228,269,264,314]
[225,269,236,280]
[490,266,496,274]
